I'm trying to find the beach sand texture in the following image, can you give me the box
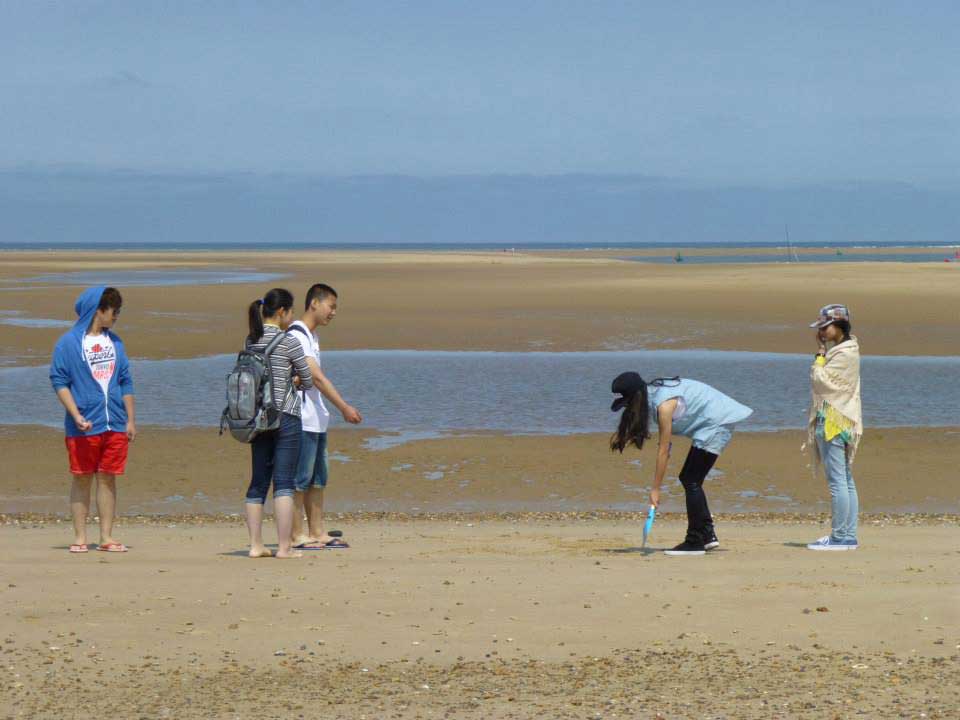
[1,249,958,365]
[1,518,957,719]
[1,425,958,516]
[2,249,958,718]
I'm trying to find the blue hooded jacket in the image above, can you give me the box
[49,286,135,437]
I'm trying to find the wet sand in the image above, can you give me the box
[2,425,958,516]
[1,249,958,366]
[1,517,957,719]
[3,248,958,717]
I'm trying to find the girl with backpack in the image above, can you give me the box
[610,373,752,556]
[243,288,314,559]
[805,304,862,551]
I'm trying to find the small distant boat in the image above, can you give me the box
[674,251,684,263]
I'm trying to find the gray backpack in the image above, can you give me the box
[220,332,287,443]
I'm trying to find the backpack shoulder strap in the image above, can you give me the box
[288,324,310,339]
[262,330,287,359]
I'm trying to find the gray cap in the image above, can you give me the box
[810,304,850,329]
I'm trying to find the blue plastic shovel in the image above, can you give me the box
[641,505,656,549]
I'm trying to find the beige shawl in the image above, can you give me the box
[806,336,863,464]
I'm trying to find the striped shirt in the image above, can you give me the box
[245,325,314,416]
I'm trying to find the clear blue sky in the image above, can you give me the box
[1,1,958,184]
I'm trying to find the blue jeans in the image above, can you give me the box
[816,420,858,542]
[295,431,328,492]
[246,413,302,504]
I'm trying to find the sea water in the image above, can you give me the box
[620,251,953,264]
[0,268,288,290]
[2,350,957,441]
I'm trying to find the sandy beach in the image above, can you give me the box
[2,516,957,719]
[1,249,958,366]
[2,425,958,517]
[6,3,960,717]
[2,248,958,718]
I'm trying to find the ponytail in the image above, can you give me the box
[246,288,295,343]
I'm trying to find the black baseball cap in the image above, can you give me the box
[610,371,645,411]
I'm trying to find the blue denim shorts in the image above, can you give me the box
[295,431,328,492]
[692,424,735,456]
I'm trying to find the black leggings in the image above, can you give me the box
[679,447,719,545]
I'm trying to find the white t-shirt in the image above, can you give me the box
[289,321,330,433]
[83,333,116,395]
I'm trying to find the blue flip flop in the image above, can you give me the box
[321,538,349,549]
[297,538,351,550]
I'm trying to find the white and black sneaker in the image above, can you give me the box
[664,542,706,556]
[704,537,720,551]
[807,536,857,551]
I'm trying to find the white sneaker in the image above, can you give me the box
[806,536,855,551]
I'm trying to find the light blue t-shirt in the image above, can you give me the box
[647,378,753,450]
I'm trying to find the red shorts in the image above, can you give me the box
[65,432,129,475]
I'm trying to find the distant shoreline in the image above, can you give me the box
[2,240,958,252]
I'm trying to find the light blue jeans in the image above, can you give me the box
[816,420,858,543]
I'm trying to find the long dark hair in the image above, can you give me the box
[610,386,650,453]
[247,288,295,343]
[609,376,680,454]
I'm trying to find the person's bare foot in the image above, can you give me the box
[275,549,303,559]
[316,534,336,545]
[291,535,315,548]
[248,546,274,558]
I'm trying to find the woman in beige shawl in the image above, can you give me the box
[806,304,862,551]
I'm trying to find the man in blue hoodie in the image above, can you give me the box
[50,286,136,553]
